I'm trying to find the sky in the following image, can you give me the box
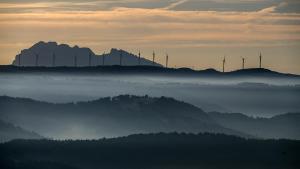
[0,0,299,73]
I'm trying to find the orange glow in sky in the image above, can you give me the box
[0,0,299,73]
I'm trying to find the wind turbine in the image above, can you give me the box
[119,50,123,66]
[222,56,226,73]
[138,50,141,65]
[52,53,56,67]
[74,55,77,67]
[241,57,245,70]
[35,53,39,67]
[18,55,21,66]
[96,54,99,66]
[88,52,92,67]
[166,53,169,68]
[259,52,262,68]
[152,51,155,65]
[102,52,105,66]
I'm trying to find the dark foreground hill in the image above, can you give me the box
[0,120,43,143]
[0,133,299,169]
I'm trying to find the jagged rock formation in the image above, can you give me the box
[12,41,162,67]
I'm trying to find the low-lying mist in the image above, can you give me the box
[0,73,300,117]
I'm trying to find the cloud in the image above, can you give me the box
[257,1,292,14]
[0,0,299,13]
[1,6,299,44]
[161,0,189,10]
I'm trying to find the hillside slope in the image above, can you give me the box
[0,119,43,142]
[209,112,300,139]
[0,95,247,139]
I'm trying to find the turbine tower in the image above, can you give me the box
[18,55,21,66]
[242,57,245,70]
[152,51,155,65]
[74,55,77,67]
[102,52,105,66]
[88,52,92,67]
[166,53,169,68]
[35,53,39,67]
[119,50,123,66]
[222,56,226,73]
[259,52,262,68]
[138,50,141,65]
[97,54,99,66]
[52,53,56,67]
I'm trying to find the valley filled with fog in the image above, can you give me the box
[1,73,299,117]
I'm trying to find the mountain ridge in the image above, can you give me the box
[1,95,299,140]
[1,65,299,77]
[0,95,250,140]
[12,41,162,67]
[209,111,300,140]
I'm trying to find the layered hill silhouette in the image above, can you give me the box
[2,64,299,78]
[0,119,43,143]
[0,95,248,140]
[1,133,299,169]
[1,95,299,140]
[209,112,300,140]
[12,41,162,67]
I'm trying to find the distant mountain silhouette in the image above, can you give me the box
[209,112,300,140]
[1,133,299,169]
[0,119,43,142]
[0,95,249,139]
[11,41,162,67]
